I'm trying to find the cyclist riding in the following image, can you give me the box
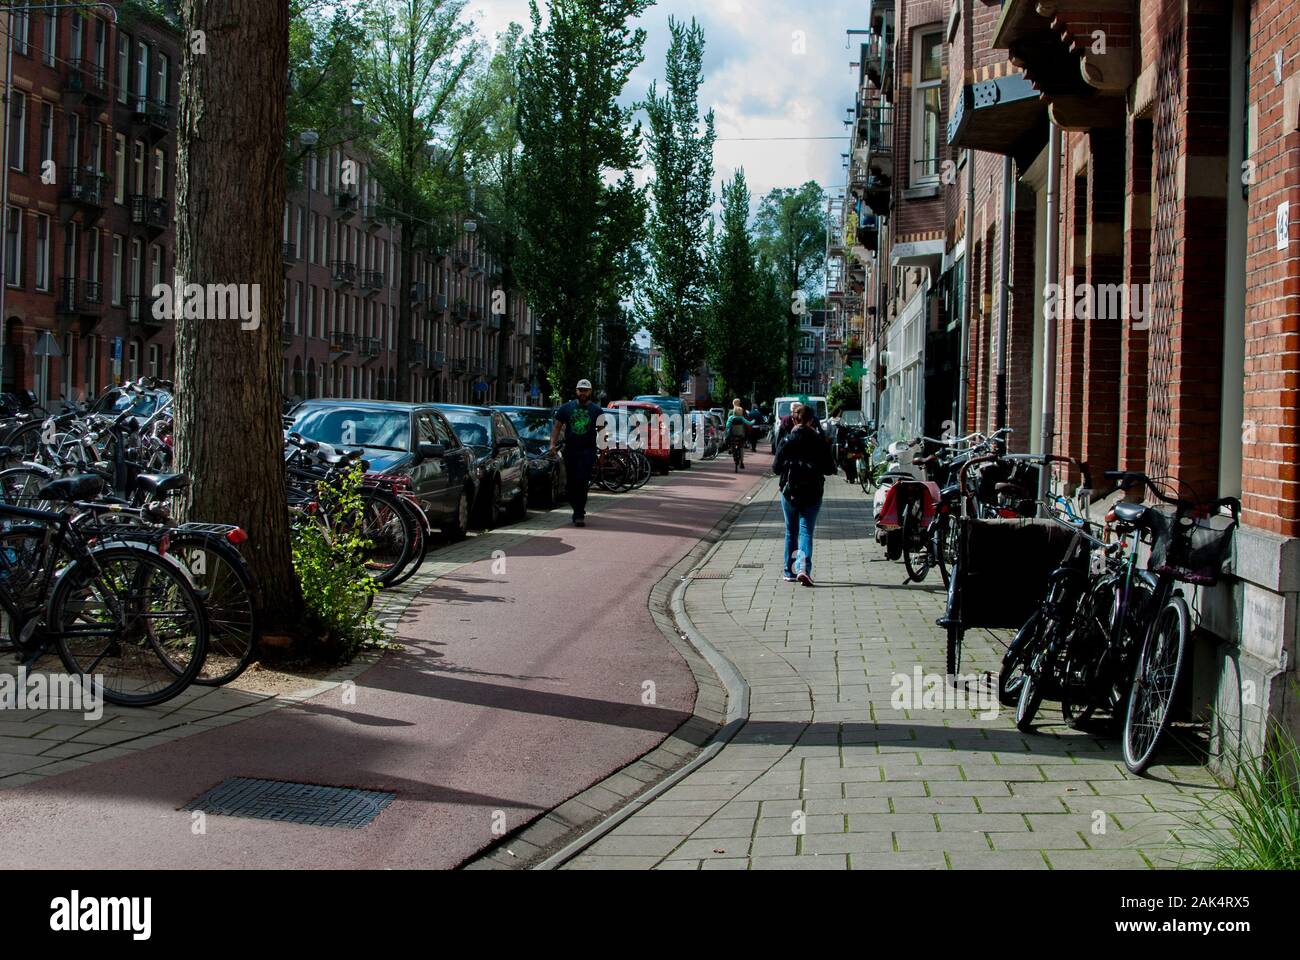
[725,400,754,472]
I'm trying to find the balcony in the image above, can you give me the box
[283,241,299,267]
[488,313,501,330]
[434,294,448,312]
[130,97,172,141]
[361,203,385,231]
[452,357,467,375]
[330,260,357,288]
[360,271,384,295]
[468,305,481,323]
[126,293,163,328]
[429,350,445,371]
[358,337,381,359]
[56,278,104,325]
[452,299,470,324]
[128,195,169,234]
[64,60,108,106]
[333,191,358,221]
[329,331,355,355]
[407,341,427,367]
[58,168,107,220]
[855,105,894,179]
[410,282,428,306]
[282,320,294,346]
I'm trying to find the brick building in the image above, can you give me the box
[839,0,1300,764]
[0,1,538,411]
[1,0,179,403]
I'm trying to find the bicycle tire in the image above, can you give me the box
[385,497,432,589]
[1122,595,1190,774]
[999,609,1044,707]
[50,545,208,707]
[901,502,929,583]
[1015,643,1056,732]
[352,487,415,587]
[166,532,260,686]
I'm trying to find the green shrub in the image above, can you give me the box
[291,464,388,664]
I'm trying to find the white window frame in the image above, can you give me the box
[42,10,56,66]
[9,92,25,172]
[34,213,49,291]
[111,234,123,304]
[116,33,130,104]
[113,134,126,204]
[911,29,943,187]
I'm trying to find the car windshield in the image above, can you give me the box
[443,411,493,448]
[505,410,552,443]
[93,389,169,420]
[289,406,410,451]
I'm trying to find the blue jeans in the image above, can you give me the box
[782,496,822,577]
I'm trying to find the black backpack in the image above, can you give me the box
[781,457,824,503]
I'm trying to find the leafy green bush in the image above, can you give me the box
[291,464,387,664]
[1179,720,1300,870]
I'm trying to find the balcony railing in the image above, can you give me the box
[330,260,357,287]
[59,168,106,210]
[453,299,470,323]
[410,281,427,305]
[128,195,169,231]
[361,202,385,229]
[360,270,384,293]
[434,294,448,312]
[65,60,108,102]
[329,331,355,354]
[361,337,381,359]
[452,357,467,374]
[283,241,298,265]
[57,277,104,317]
[125,293,162,327]
[429,350,445,371]
[334,191,358,220]
[407,341,427,366]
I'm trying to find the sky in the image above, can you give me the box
[463,0,868,210]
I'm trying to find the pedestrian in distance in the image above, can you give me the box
[548,378,605,528]
[772,404,836,587]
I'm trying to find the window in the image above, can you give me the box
[306,285,315,339]
[113,135,126,203]
[85,336,98,397]
[157,54,169,105]
[62,334,76,401]
[89,124,103,174]
[293,281,302,334]
[34,214,49,291]
[132,140,145,194]
[111,234,123,304]
[94,18,106,70]
[308,212,317,262]
[39,103,52,171]
[62,222,77,284]
[152,148,164,199]
[129,238,142,298]
[5,207,22,288]
[150,244,162,290]
[66,113,79,169]
[87,227,100,284]
[116,33,130,104]
[135,40,149,106]
[9,93,25,172]
[911,30,943,185]
[70,11,82,61]
[13,11,29,56]
[42,11,56,66]
[128,340,140,380]
[148,344,160,378]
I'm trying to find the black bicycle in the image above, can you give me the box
[0,474,209,706]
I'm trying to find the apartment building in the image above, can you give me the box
[840,0,1300,763]
[1,0,178,404]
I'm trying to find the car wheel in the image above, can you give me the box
[443,488,470,541]
[478,478,501,528]
[508,475,528,521]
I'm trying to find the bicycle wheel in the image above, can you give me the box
[1122,595,1190,774]
[936,515,958,589]
[353,488,415,587]
[51,545,208,706]
[0,464,59,508]
[999,609,1044,707]
[384,497,431,590]
[1015,641,1057,732]
[901,501,930,583]
[167,533,259,686]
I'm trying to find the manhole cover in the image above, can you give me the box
[690,571,731,580]
[185,777,395,828]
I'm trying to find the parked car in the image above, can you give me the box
[632,395,691,469]
[285,400,476,539]
[496,405,567,508]
[606,400,672,473]
[434,404,528,527]
[770,395,829,452]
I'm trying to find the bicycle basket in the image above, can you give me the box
[1146,506,1236,586]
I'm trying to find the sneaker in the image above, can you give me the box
[573,517,586,527]
[782,574,797,583]
[797,572,814,587]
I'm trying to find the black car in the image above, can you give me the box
[285,400,476,539]
[496,405,567,509]
[433,404,528,527]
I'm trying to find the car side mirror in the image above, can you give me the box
[416,441,445,462]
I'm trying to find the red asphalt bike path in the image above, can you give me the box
[0,458,763,869]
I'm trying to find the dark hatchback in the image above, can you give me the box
[285,400,476,538]
[432,404,528,528]
[496,405,567,508]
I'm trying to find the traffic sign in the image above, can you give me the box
[33,331,61,358]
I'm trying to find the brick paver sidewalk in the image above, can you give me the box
[567,474,1226,870]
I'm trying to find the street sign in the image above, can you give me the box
[530,383,540,400]
[112,337,123,362]
[33,332,61,358]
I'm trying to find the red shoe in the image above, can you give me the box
[797,573,814,587]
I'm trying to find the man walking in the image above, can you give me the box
[549,379,604,527]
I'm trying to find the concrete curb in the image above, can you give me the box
[462,476,768,870]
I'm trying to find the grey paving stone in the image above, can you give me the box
[750,854,848,870]
[848,851,949,870]
[894,831,993,852]
[1043,849,1151,870]
[947,850,1050,870]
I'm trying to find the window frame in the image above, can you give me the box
[910,28,944,187]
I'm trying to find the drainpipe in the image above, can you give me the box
[0,15,14,395]
[959,148,975,435]
[1036,123,1062,508]
[995,153,1013,435]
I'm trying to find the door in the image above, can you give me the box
[411,411,450,519]
[493,411,525,500]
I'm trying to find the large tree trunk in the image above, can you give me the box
[175,0,302,623]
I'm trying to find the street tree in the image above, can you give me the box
[754,182,827,388]
[707,170,760,404]
[515,0,650,403]
[640,17,716,396]
[355,0,485,401]
[173,0,301,621]
[286,1,367,182]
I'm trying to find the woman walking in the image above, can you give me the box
[772,404,836,586]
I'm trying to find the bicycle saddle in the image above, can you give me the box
[1112,501,1150,526]
[38,474,105,502]
[135,473,189,497]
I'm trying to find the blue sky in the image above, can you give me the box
[465,0,868,207]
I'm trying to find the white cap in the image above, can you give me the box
[576,379,593,390]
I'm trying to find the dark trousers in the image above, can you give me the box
[565,448,596,519]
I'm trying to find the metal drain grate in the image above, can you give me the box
[185,777,395,828]
[689,570,732,580]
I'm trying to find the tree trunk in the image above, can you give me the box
[174,0,302,624]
